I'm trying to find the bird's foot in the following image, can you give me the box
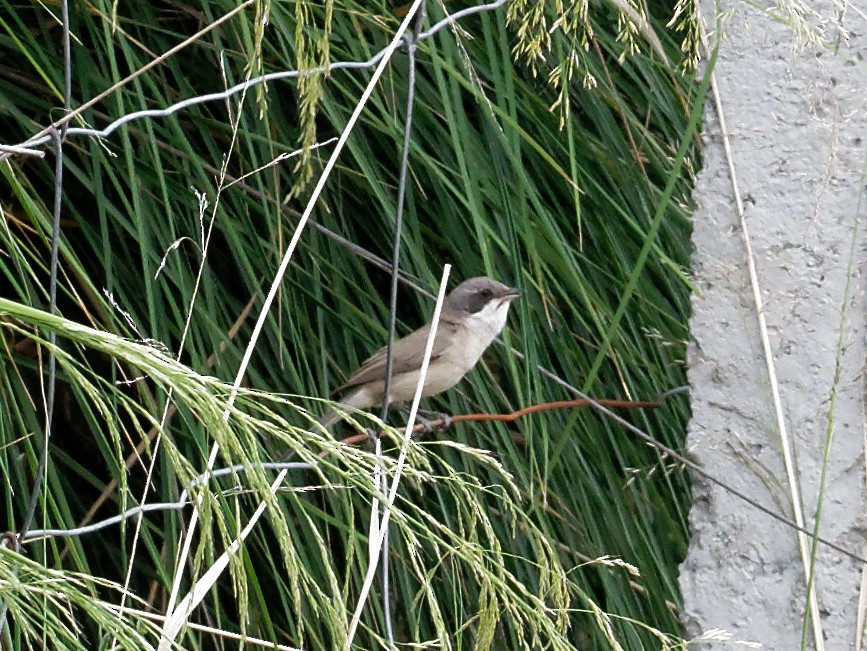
[395,406,452,433]
[415,408,452,433]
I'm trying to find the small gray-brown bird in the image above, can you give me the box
[318,276,521,428]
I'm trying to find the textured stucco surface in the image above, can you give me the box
[679,2,867,648]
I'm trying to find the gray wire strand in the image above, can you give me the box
[546,382,867,565]
[379,24,424,437]
[16,131,63,540]
[0,129,64,637]
[0,0,73,636]
[19,462,313,542]
[17,0,74,544]
[1,0,510,157]
[378,7,427,643]
[0,144,45,157]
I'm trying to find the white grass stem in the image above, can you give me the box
[700,13,825,650]
[345,264,451,648]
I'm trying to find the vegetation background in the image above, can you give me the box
[0,0,701,648]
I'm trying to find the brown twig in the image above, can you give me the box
[335,396,663,449]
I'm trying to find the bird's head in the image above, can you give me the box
[445,276,521,318]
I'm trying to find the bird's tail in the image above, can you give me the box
[317,386,370,429]
[316,407,344,430]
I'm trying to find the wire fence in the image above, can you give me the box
[1,0,862,648]
[2,1,514,647]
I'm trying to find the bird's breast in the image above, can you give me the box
[445,303,510,372]
[378,300,512,403]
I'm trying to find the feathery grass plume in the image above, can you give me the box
[288,0,333,198]
[0,547,162,650]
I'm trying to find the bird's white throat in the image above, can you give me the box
[456,298,513,370]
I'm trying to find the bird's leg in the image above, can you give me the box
[394,404,452,433]
[414,408,452,433]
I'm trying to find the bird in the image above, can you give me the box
[317,276,521,429]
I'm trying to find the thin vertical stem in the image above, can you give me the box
[378,6,427,642]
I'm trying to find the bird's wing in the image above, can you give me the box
[334,317,461,395]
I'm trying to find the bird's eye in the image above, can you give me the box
[479,288,493,298]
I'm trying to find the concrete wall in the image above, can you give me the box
[679,2,867,649]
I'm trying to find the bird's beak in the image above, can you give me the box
[501,286,522,304]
